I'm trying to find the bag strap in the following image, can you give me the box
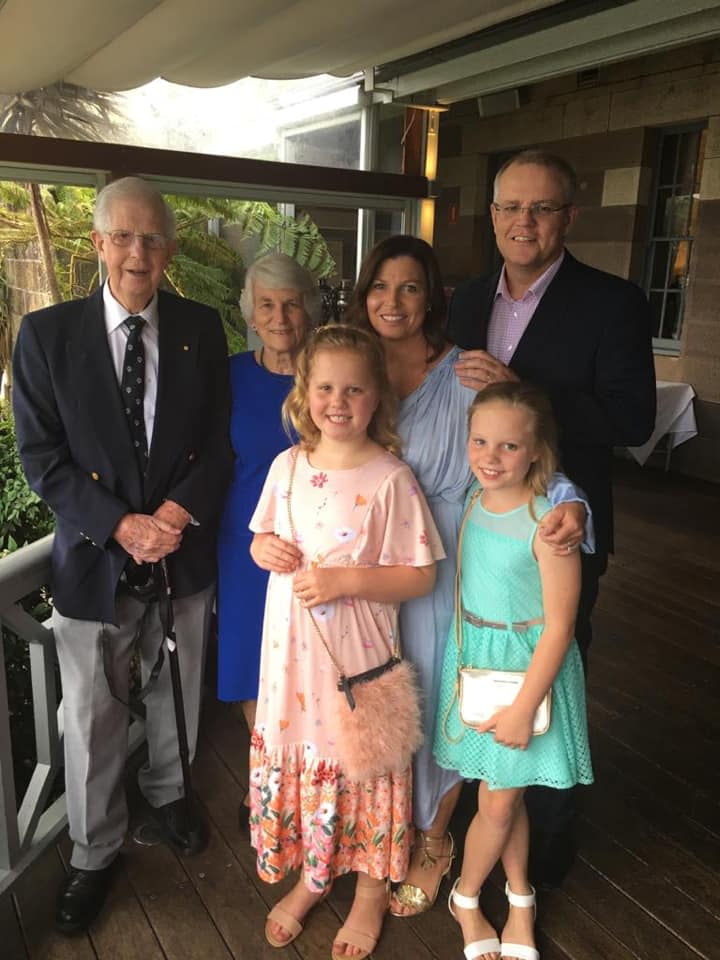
[454,487,483,665]
[285,448,397,708]
[285,449,346,678]
[442,487,483,743]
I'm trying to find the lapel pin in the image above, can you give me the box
[183,344,190,351]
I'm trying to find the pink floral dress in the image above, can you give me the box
[248,446,445,891]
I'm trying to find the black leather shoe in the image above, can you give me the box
[152,797,208,856]
[56,864,114,935]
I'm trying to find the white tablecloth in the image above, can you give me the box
[627,380,697,465]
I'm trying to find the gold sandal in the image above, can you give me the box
[389,832,455,917]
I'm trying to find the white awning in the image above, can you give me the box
[0,0,559,94]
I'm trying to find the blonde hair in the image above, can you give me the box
[467,381,559,504]
[283,324,401,456]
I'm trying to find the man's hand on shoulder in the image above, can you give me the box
[113,512,183,564]
[454,350,519,391]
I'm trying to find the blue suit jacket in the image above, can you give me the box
[12,286,233,623]
[447,252,656,558]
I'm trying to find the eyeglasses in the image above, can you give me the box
[492,202,571,219]
[105,230,168,250]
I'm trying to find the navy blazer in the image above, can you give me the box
[447,251,656,558]
[12,287,233,623]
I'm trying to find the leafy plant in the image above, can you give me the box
[232,201,336,277]
[0,409,54,554]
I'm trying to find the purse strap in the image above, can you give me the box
[443,488,482,743]
[285,448,397,706]
[442,486,482,743]
[453,487,483,665]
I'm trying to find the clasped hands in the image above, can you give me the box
[250,533,342,607]
[113,500,191,564]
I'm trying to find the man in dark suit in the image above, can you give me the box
[447,150,656,886]
[12,177,232,933]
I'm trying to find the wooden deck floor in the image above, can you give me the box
[2,459,718,960]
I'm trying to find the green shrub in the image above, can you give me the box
[0,406,54,554]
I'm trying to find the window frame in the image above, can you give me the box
[643,121,706,356]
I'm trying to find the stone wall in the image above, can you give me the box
[435,40,720,482]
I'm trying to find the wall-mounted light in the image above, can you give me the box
[424,108,440,182]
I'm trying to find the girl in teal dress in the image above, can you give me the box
[433,382,593,960]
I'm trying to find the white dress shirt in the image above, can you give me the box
[103,282,159,450]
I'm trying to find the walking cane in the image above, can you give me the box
[154,558,202,843]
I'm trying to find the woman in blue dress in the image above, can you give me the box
[216,253,321,822]
[345,236,589,918]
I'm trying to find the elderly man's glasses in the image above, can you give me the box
[105,230,168,250]
[492,202,571,219]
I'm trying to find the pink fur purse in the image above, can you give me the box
[334,656,423,781]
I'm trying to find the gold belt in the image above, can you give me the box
[461,607,544,633]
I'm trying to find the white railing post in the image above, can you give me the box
[0,535,61,893]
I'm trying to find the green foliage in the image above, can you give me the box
[0,185,336,356]
[0,408,54,555]
[232,201,336,278]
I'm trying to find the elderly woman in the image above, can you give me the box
[344,235,588,918]
[216,253,321,791]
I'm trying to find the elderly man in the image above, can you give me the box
[12,177,232,933]
[448,149,656,886]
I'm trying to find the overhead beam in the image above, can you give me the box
[388,0,720,104]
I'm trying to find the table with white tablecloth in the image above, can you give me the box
[627,380,697,467]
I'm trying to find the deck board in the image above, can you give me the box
[2,459,718,959]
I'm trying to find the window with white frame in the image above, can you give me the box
[644,124,705,355]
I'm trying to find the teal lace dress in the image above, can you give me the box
[433,487,593,791]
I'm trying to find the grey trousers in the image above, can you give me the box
[53,583,215,870]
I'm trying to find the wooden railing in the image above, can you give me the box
[0,536,144,893]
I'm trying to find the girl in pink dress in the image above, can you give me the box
[249,324,444,959]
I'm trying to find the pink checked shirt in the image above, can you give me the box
[487,251,565,363]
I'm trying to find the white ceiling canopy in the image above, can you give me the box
[0,0,561,94]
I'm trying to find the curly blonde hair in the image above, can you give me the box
[282,324,401,456]
[467,381,559,501]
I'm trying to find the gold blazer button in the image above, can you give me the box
[91,471,100,480]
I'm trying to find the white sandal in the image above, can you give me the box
[448,877,501,960]
[501,882,539,960]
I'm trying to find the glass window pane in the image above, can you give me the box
[650,242,671,289]
[649,291,665,339]
[667,194,691,237]
[659,134,679,186]
[660,293,682,341]
[677,131,701,191]
[653,187,673,236]
[669,240,691,289]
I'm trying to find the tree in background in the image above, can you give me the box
[0,185,336,362]
[0,83,127,304]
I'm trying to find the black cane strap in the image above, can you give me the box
[102,566,168,720]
